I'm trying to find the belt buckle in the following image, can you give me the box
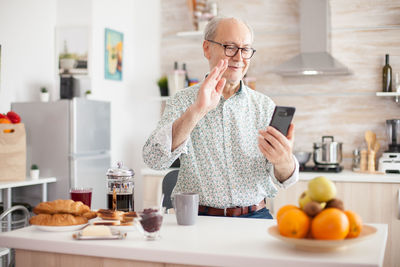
[224,208,227,216]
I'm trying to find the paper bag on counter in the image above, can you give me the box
[0,123,26,181]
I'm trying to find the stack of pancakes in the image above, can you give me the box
[29,199,97,226]
[94,209,138,226]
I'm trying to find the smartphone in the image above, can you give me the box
[269,106,296,136]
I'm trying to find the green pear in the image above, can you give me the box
[298,191,312,209]
[308,176,337,202]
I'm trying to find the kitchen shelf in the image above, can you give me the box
[376,92,400,97]
[176,31,203,37]
[376,92,400,103]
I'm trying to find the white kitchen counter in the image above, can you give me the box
[0,215,388,267]
[299,170,400,183]
[142,168,400,184]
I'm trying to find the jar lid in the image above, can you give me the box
[106,161,135,178]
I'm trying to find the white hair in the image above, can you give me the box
[203,16,254,43]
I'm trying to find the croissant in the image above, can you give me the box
[33,199,90,216]
[82,211,97,220]
[29,213,88,226]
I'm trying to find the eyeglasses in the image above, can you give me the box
[206,39,256,59]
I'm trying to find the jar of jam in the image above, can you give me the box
[106,161,135,211]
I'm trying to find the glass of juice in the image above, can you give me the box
[70,187,93,208]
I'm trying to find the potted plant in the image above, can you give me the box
[85,90,92,99]
[40,87,50,102]
[157,76,169,96]
[30,164,39,180]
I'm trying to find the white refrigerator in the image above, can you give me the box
[11,99,111,209]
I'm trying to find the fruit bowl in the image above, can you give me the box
[268,225,377,251]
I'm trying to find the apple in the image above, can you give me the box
[298,191,312,209]
[308,176,336,202]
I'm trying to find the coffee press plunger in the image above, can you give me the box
[106,161,135,211]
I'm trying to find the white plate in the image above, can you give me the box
[268,224,377,251]
[33,224,88,232]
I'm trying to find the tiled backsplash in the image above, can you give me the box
[161,0,400,168]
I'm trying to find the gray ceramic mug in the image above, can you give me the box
[173,193,199,225]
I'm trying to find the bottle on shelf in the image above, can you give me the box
[352,148,360,171]
[182,63,190,88]
[382,54,392,92]
[168,61,185,96]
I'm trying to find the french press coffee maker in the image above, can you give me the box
[106,161,135,211]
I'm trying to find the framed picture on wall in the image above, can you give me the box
[104,28,123,81]
[56,26,89,75]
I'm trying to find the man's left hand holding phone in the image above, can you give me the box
[258,106,296,182]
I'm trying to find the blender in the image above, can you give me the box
[378,119,400,173]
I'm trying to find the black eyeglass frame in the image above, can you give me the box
[206,39,256,59]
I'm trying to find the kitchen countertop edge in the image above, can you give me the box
[141,168,400,183]
[0,216,388,267]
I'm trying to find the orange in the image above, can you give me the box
[278,208,310,239]
[0,118,12,133]
[276,204,299,223]
[345,210,363,238]
[311,208,349,240]
[0,118,11,124]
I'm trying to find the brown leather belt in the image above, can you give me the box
[198,199,266,217]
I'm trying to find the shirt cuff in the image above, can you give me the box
[154,122,189,157]
[271,155,299,189]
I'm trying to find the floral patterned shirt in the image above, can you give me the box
[143,81,299,208]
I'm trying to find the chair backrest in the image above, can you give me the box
[0,205,30,232]
[0,205,30,267]
[162,170,179,209]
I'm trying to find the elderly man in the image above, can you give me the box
[143,17,299,219]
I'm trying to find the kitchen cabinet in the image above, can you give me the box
[273,180,400,267]
[141,168,398,266]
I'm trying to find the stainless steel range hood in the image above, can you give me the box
[274,0,351,76]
